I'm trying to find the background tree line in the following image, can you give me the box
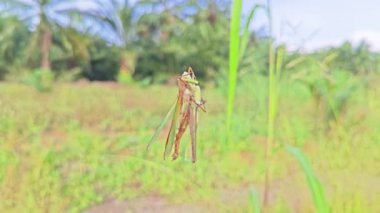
[0,0,379,84]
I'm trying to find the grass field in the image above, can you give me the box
[0,77,379,212]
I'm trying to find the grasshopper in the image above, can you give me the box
[147,67,206,163]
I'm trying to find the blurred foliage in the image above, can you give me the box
[0,0,379,83]
[22,68,54,92]
[0,0,232,82]
[0,17,30,79]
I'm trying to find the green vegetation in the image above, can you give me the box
[0,75,379,212]
[226,0,242,140]
[0,0,380,212]
[0,0,232,82]
[286,145,328,213]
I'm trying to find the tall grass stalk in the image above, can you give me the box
[286,145,329,213]
[226,0,242,142]
[226,1,263,142]
[262,2,274,209]
[263,0,285,209]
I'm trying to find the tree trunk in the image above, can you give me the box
[41,26,51,70]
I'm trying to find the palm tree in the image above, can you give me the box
[130,0,230,79]
[0,0,124,70]
[107,0,137,79]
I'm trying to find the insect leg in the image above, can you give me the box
[189,103,197,163]
[172,106,190,160]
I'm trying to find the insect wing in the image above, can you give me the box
[146,102,176,152]
[164,94,183,159]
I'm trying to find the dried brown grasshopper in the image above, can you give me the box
[147,67,206,163]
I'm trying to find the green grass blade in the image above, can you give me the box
[226,0,243,141]
[239,4,264,62]
[273,47,285,116]
[285,145,329,213]
[263,2,276,209]
[146,102,176,151]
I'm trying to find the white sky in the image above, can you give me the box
[244,0,380,51]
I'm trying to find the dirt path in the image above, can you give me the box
[85,167,380,213]
[85,196,207,213]
[85,180,305,213]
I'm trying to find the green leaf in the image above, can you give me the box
[226,0,242,141]
[285,145,329,213]
[239,4,264,62]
